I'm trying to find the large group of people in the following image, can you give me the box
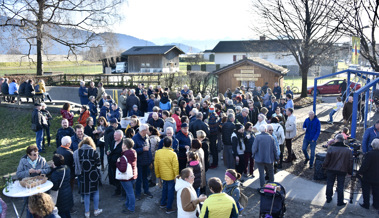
[11,80,379,217]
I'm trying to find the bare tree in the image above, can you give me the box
[334,0,379,71]
[0,0,125,75]
[253,0,346,97]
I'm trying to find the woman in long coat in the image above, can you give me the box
[74,137,103,218]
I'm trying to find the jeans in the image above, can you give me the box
[120,180,136,212]
[256,162,274,187]
[209,134,218,166]
[244,152,254,175]
[160,180,175,210]
[43,93,52,102]
[302,138,317,166]
[326,170,346,204]
[136,165,149,197]
[362,180,379,209]
[329,110,337,123]
[84,190,99,213]
[224,145,235,169]
[36,129,44,151]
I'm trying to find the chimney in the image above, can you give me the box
[260,35,266,41]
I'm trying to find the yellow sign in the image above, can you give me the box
[352,36,360,65]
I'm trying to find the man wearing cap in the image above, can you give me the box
[32,103,47,152]
[133,124,153,200]
[189,112,210,138]
[208,106,220,169]
[176,123,193,172]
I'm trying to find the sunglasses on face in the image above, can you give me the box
[30,153,38,157]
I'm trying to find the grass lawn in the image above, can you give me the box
[0,107,78,189]
[0,61,102,76]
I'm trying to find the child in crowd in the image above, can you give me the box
[328,96,343,124]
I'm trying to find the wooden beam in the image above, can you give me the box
[236,78,259,81]
[234,74,261,78]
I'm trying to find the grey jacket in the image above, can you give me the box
[161,117,177,136]
[252,132,279,164]
[16,155,51,179]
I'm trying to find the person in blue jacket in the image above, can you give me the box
[157,127,179,154]
[302,111,321,169]
[362,120,379,154]
[88,96,98,124]
[107,103,122,121]
[79,81,88,105]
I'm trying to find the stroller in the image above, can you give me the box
[259,182,286,218]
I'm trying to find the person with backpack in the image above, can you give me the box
[223,169,243,214]
[116,138,138,214]
[271,117,285,168]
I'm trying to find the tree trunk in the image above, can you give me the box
[36,0,45,75]
[301,67,309,98]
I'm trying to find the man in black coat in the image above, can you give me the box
[248,100,259,125]
[19,80,27,95]
[56,119,75,148]
[126,89,140,116]
[339,79,347,101]
[32,103,46,152]
[273,82,282,100]
[221,113,236,168]
[147,112,164,129]
[189,112,210,138]
[88,81,98,99]
[107,129,123,196]
[236,107,250,126]
[56,136,75,189]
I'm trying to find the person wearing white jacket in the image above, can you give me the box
[253,114,267,135]
[270,117,285,168]
[284,108,297,163]
[175,168,207,218]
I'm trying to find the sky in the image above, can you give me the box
[114,0,256,50]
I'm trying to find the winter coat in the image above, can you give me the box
[161,117,177,136]
[285,114,297,139]
[199,193,238,218]
[1,82,9,94]
[126,94,140,113]
[25,83,35,96]
[84,125,95,141]
[188,160,202,190]
[159,101,171,111]
[201,107,209,121]
[272,123,285,145]
[231,132,246,157]
[189,119,210,138]
[175,178,199,218]
[96,87,105,102]
[359,150,379,184]
[201,138,210,172]
[79,86,89,105]
[222,121,235,145]
[70,134,87,152]
[223,181,241,207]
[99,106,109,119]
[154,147,179,181]
[78,110,90,127]
[252,132,278,164]
[108,107,122,121]
[176,131,194,158]
[50,165,73,213]
[56,146,75,179]
[88,87,98,99]
[265,101,278,119]
[361,125,379,153]
[119,94,127,111]
[158,136,179,154]
[74,144,101,194]
[147,99,155,112]
[273,86,282,99]
[236,114,250,126]
[40,109,52,127]
[129,109,143,117]
[19,82,27,95]
[8,82,19,94]
[192,148,206,188]
[323,142,353,174]
[208,112,220,136]
[116,149,138,181]
[60,109,74,126]
[32,108,45,131]
[88,101,98,117]
[147,118,164,129]
[56,127,75,148]
[303,116,321,141]
[133,133,152,166]
[343,101,353,121]
[249,107,259,125]
[172,114,182,132]
[150,135,160,158]
[244,132,255,153]
[16,155,51,179]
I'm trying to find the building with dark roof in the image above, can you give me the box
[212,57,288,94]
[211,38,298,69]
[121,45,184,73]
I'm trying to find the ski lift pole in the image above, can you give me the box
[364,78,370,129]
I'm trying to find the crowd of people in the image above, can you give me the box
[8,80,378,217]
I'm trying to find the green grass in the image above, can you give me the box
[0,61,102,76]
[283,76,340,90]
[0,107,78,189]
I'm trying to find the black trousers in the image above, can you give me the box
[362,180,379,209]
[326,170,346,204]
[285,139,296,160]
[108,159,121,192]
[179,157,187,173]
[209,134,218,166]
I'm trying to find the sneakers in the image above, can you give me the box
[166,209,176,214]
[160,204,167,209]
[337,202,347,207]
[122,209,135,214]
[304,158,309,165]
[94,209,103,216]
[85,212,90,218]
[144,192,153,198]
[309,165,313,169]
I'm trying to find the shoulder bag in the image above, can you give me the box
[116,155,133,180]
[50,168,65,205]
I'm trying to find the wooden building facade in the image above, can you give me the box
[121,45,184,73]
[212,57,288,94]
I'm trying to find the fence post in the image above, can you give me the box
[351,92,359,138]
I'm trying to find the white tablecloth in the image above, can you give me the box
[2,180,53,198]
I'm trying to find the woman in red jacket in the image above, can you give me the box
[172,107,182,133]
[61,103,74,126]
[78,105,90,127]
[116,138,138,214]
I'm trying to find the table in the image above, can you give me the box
[3,180,53,218]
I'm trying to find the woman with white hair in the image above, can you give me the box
[359,138,379,210]
[253,114,268,135]
[79,81,89,105]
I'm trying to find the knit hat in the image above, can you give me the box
[209,105,215,113]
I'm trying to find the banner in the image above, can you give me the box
[351,36,360,65]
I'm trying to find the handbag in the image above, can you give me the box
[230,186,249,209]
[31,123,37,132]
[50,168,65,205]
[116,155,133,180]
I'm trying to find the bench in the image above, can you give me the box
[0,93,44,105]
[0,93,19,104]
